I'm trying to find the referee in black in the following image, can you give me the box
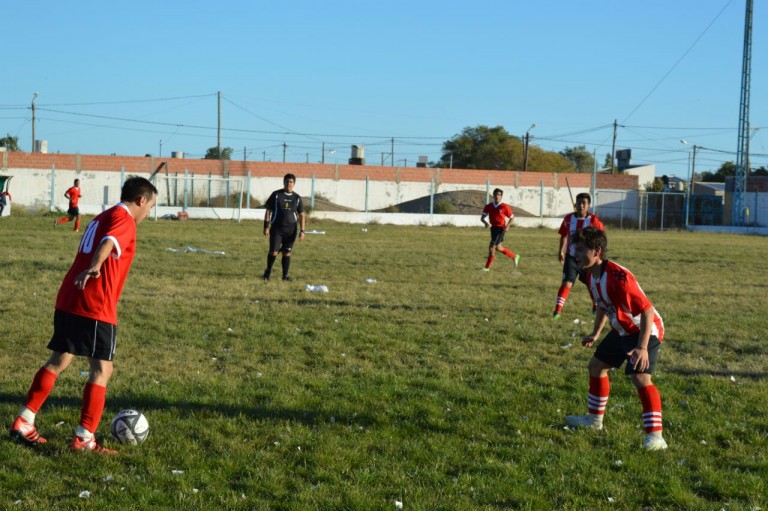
[262,173,306,281]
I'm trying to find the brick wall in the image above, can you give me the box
[3,152,639,191]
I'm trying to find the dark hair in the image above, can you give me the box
[575,192,591,204]
[572,226,607,256]
[284,173,296,182]
[493,188,503,196]
[121,176,158,202]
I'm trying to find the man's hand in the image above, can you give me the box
[263,227,270,237]
[627,348,650,372]
[581,333,599,347]
[75,269,100,290]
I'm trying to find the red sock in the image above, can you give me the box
[485,255,495,269]
[499,247,516,259]
[25,367,58,413]
[74,218,81,231]
[637,384,663,433]
[554,284,571,313]
[587,376,610,416]
[80,383,107,434]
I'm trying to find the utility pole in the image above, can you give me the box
[262,151,266,162]
[282,143,286,163]
[523,123,535,172]
[244,146,247,161]
[217,91,222,160]
[322,142,325,164]
[391,138,394,167]
[31,92,38,152]
[610,119,618,174]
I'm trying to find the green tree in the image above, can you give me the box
[204,146,233,160]
[436,125,573,172]
[0,134,20,151]
[559,145,596,173]
[700,161,735,182]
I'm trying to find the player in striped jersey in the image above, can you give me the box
[553,192,604,318]
[564,226,667,450]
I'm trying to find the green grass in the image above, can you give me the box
[1,214,767,510]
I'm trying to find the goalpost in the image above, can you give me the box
[151,172,246,222]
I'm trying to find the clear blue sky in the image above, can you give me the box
[2,0,765,178]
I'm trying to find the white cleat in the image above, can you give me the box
[642,434,668,451]
[565,414,603,430]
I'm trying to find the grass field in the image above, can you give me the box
[1,214,767,510]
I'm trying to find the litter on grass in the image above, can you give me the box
[365,278,378,283]
[306,284,329,293]
[305,230,325,235]
[166,246,226,255]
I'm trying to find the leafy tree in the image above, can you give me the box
[559,145,596,173]
[436,125,573,172]
[603,153,614,171]
[0,134,20,151]
[700,161,735,182]
[204,146,233,160]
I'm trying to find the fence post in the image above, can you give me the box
[183,169,189,211]
[207,172,212,207]
[246,171,251,209]
[311,173,316,209]
[225,176,230,209]
[430,178,435,215]
[485,179,490,203]
[50,164,56,211]
[120,166,125,187]
[364,176,369,213]
[539,180,544,225]
[660,192,665,231]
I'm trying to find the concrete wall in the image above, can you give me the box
[1,152,641,224]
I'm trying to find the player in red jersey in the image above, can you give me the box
[10,177,157,453]
[55,179,83,232]
[552,192,604,318]
[480,188,520,271]
[564,226,667,450]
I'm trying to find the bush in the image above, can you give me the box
[434,199,455,214]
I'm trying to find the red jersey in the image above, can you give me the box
[482,202,514,228]
[585,260,664,341]
[55,204,137,325]
[66,186,81,208]
[558,213,604,257]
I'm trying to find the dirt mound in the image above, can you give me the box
[310,190,536,216]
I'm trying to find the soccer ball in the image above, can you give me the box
[110,409,149,445]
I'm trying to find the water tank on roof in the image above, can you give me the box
[171,151,184,159]
[349,144,365,165]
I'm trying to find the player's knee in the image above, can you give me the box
[630,373,652,388]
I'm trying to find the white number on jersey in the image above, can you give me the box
[79,220,100,254]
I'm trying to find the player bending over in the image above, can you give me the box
[564,226,667,451]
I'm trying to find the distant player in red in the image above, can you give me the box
[553,192,604,318]
[55,178,82,232]
[480,188,520,271]
[564,226,667,451]
[10,177,157,454]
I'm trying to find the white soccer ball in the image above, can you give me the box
[110,409,149,445]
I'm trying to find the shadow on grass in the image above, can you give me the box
[0,392,379,429]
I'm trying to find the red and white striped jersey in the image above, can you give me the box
[558,213,604,257]
[585,260,664,341]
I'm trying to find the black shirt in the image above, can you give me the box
[265,189,303,230]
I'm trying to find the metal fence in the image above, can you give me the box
[595,191,725,230]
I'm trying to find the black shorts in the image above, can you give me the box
[594,330,661,375]
[562,253,586,284]
[47,310,117,361]
[67,207,80,217]
[269,226,298,253]
[489,226,506,246]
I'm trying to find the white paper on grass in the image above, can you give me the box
[305,230,325,234]
[165,246,226,255]
[305,284,329,293]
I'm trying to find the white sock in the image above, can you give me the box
[75,425,93,440]
[19,407,36,424]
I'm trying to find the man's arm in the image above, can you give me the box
[627,308,654,371]
[298,212,306,241]
[74,238,116,290]
[558,235,568,263]
[480,212,489,228]
[582,308,607,347]
[263,209,272,236]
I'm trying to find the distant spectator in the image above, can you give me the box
[0,189,10,216]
